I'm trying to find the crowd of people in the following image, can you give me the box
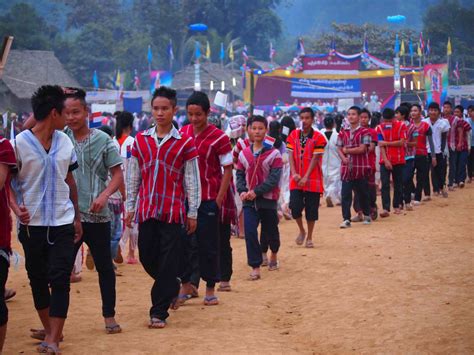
[0,84,473,353]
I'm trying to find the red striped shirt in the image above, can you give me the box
[180,124,232,201]
[131,130,198,224]
[376,120,407,165]
[337,126,372,181]
[455,119,471,152]
[0,137,16,251]
[413,120,431,156]
[233,137,250,163]
[287,129,327,193]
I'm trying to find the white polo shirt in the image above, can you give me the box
[423,117,450,154]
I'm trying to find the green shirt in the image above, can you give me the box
[65,128,122,221]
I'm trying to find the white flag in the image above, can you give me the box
[2,112,7,129]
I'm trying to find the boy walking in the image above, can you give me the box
[337,106,372,228]
[236,116,282,280]
[126,87,201,328]
[376,108,407,216]
[287,108,327,247]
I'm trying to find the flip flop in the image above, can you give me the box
[305,240,314,249]
[203,296,219,306]
[4,288,16,301]
[105,323,122,334]
[268,261,279,271]
[249,272,261,281]
[30,329,64,342]
[149,318,166,329]
[295,233,306,246]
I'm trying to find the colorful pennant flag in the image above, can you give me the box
[447,37,452,56]
[167,40,174,61]
[400,39,405,56]
[220,42,225,61]
[394,34,400,56]
[263,135,276,149]
[229,41,234,61]
[269,42,276,60]
[206,41,211,59]
[147,45,153,64]
[92,70,99,90]
[419,32,424,52]
[115,70,121,90]
[89,112,103,128]
[453,61,460,80]
[297,37,305,56]
[425,39,431,56]
[133,69,140,90]
[195,41,201,60]
[242,45,249,62]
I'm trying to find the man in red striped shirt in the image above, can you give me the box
[287,108,327,248]
[179,91,234,305]
[337,106,372,228]
[453,105,471,188]
[377,108,407,217]
[125,87,201,329]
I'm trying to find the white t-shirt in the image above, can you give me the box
[12,130,77,226]
[423,117,450,154]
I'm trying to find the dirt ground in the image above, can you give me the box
[3,184,474,354]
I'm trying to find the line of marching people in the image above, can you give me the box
[0,83,472,353]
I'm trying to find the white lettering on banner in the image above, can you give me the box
[306,60,353,67]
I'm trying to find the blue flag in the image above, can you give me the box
[92,70,99,90]
[195,41,201,60]
[394,34,400,56]
[147,45,153,64]
[167,40,174,61]
[220,42,225,61]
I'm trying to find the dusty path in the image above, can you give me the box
[4,185,474,353]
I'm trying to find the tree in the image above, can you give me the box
[0,3,58,50]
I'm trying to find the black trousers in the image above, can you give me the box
[402,159,415,204]
[74,222,116,318]
[19,224,75,318]
[353,174,377,213]
[219,223,232,282]
[196,201,220,288]
[0,255,9,326]
[414,155,430,201]
[138,219,181,321]
[430,153,447,193]
[179,230,200,287]
[468,148,474,179]
[380,164,404,211]
[243,207,280,268]
[341,179,370,221]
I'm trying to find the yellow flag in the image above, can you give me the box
[447,37,452,56]
[400,39,405,56]
[229,42,234,61]
[417,43,422,57]
[206,41,211,59]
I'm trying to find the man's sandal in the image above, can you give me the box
[105,323,122,334]
[149,318,166,329]
[30,329,64,342]
[203,296,219,306]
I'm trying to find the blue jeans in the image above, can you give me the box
[109,203,122,260]
[448,149,458,187]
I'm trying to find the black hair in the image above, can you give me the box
[335,113,344,132]
[360,108,372,119]
[280,116,296,142]
[269,120,283,149]
[468,105,474,111]
[299,107,315,119]
[116,111,134,139]
[382,108,395,120]
[250,115,267,128]
[454,105,464,113]
[31,85,66,121]
[411,103,422,111]
[395,105,410,121]
[186,91,210,112]
[98,125,113,137]
[428,102,440,111]
[400,102,412,112]
[370,112,382,129]
[443,101,452,107]
[246,115,254,128]
[113,111,122,117]
[64,87,87,107]
[151,86,177,107]
[348,106,361,115]
[172,120,179,130]
[323,114,335,129]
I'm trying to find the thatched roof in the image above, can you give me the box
[172,62,243,97]
[0,50,80,99]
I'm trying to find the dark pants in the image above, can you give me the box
[0,255,9,326]
[243,207,280,268]
[380,164,404,211]
[448,149,458,187]
[179,231,200,287]
[138,219,181,320]
[414,155,430,201]
[196,201,220,288]
[431,153,447,193]
[468,148,474,179]
[74,222,116,318]
[455,150,468,184]
[219,223,232,282]
[341,179,370,221]
[19,224,75,318]
[402,159,415,204]
[354,173,377,213]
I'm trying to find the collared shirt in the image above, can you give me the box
[0,137,16,251]
[233,137,250,163]
[126,126,201,223]
[447,115,460,150]
[454,118,471,152]
[412,120,432,156]
[337,126,371,181]
[287,129,327,192]
[376,120,407,165]
[65,128,122,222]
[12,130,77,226]
[423,118,450,154]
[404,121,418,159]
[180,124,233,201]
